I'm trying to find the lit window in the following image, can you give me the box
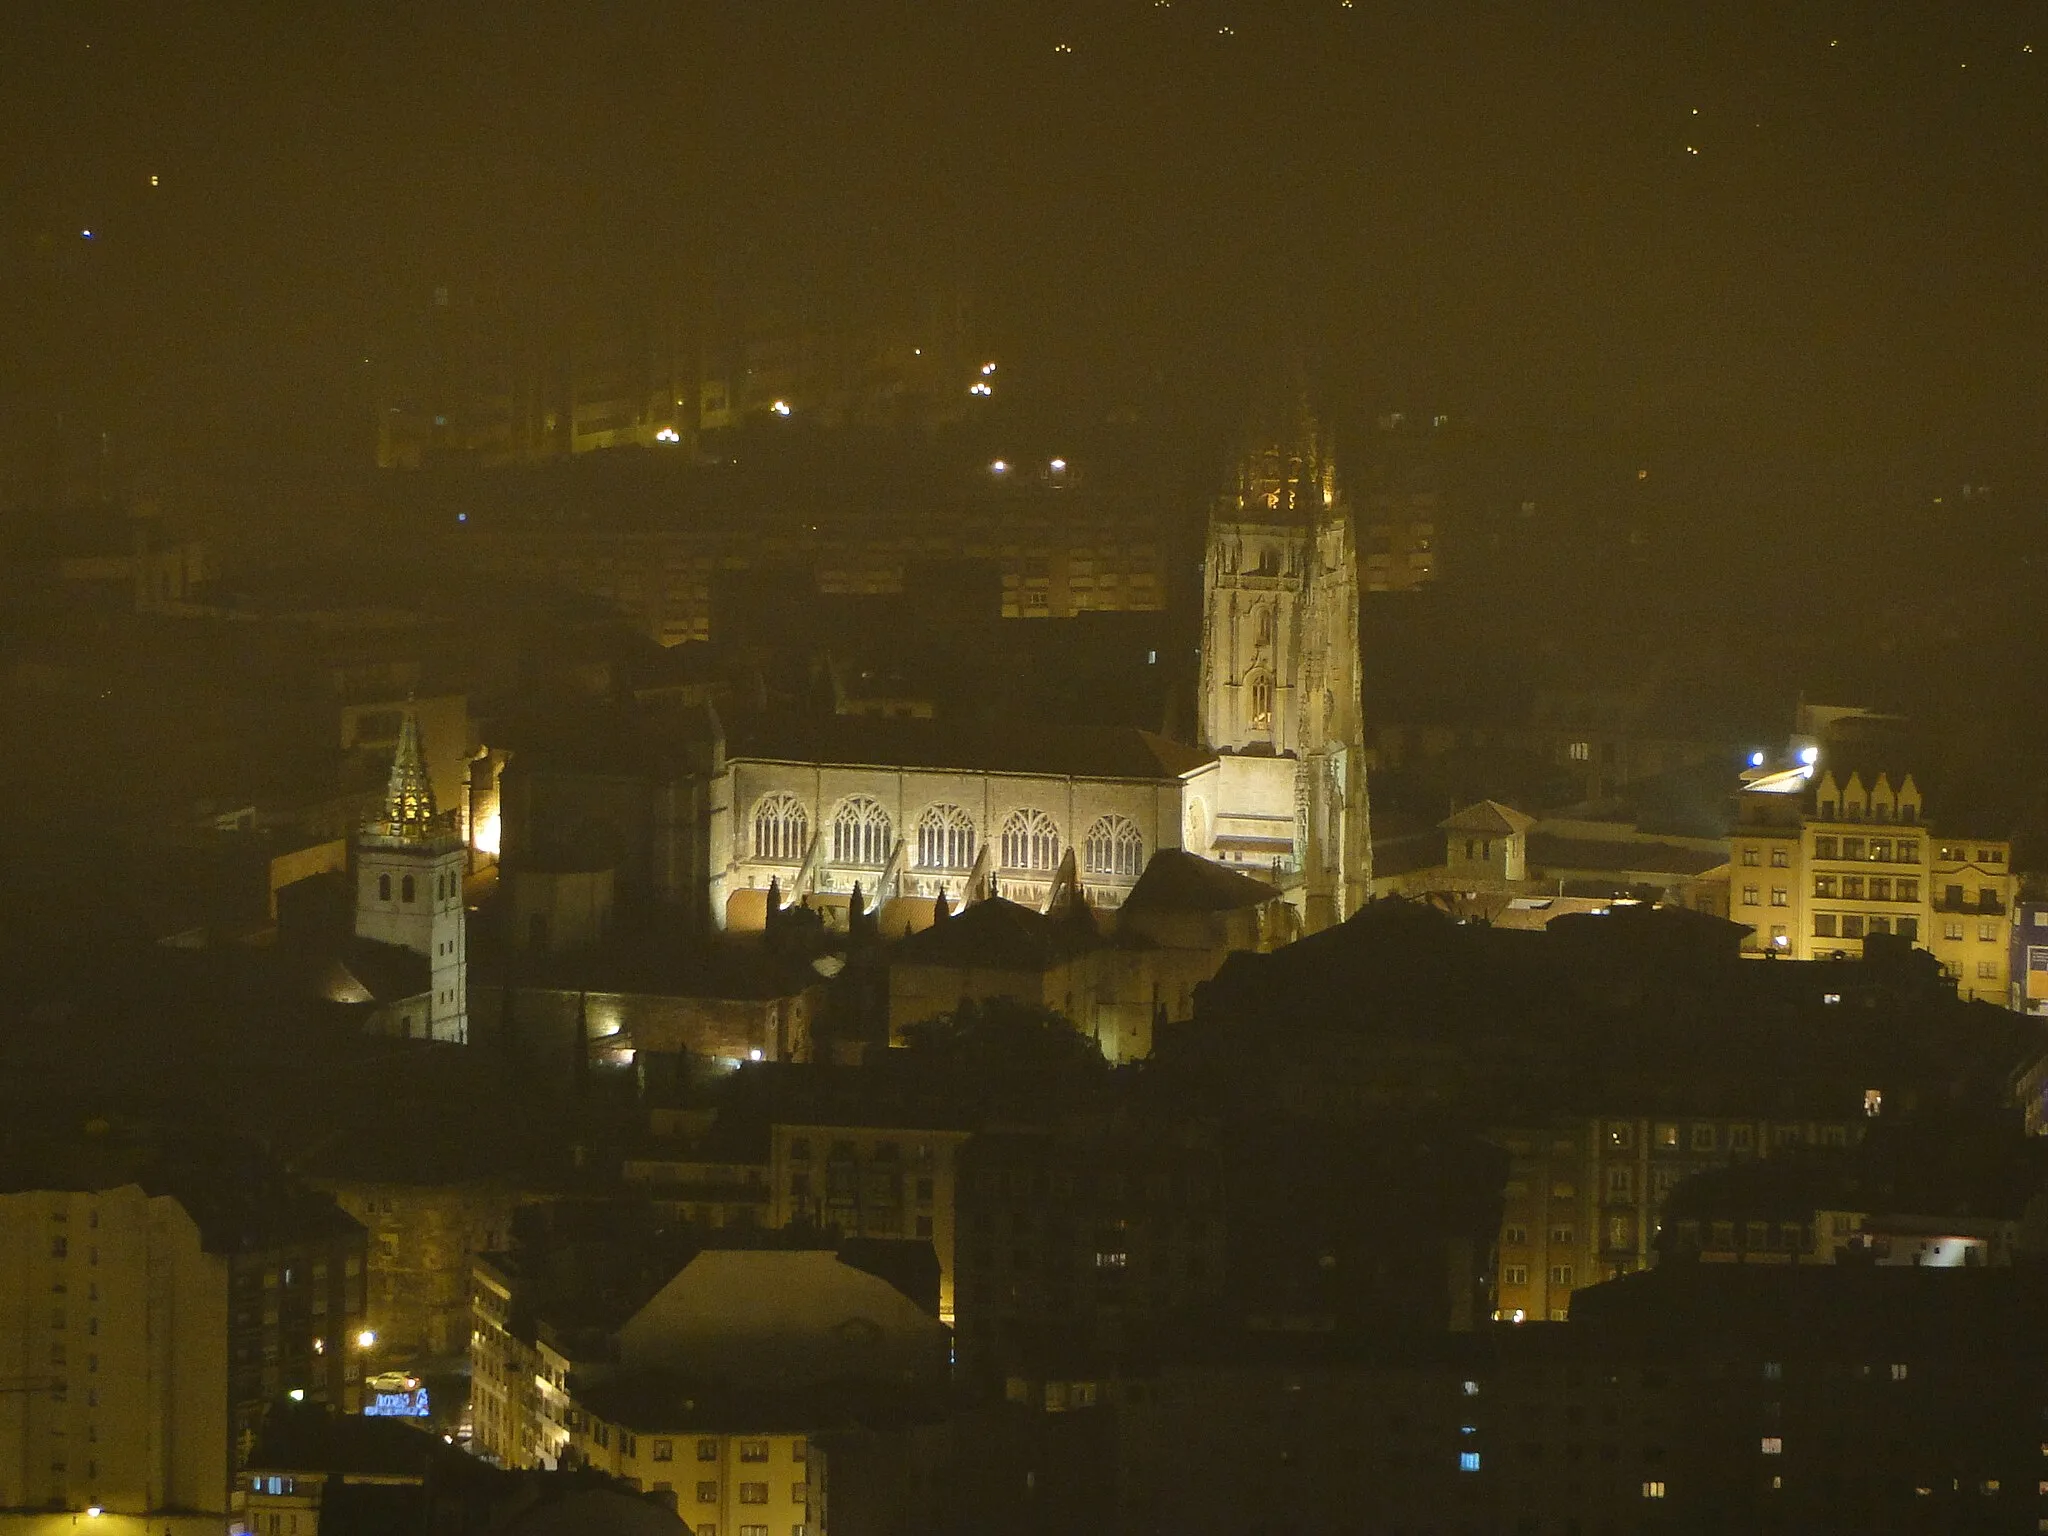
[1458,1452,1481,1472]
[1082,814,1145,879]
[914,804,976,870]
[1249,673,1274,731]
[830,796,893,868]
[1643,1481,1666,1498]
[752,794,810,863]
[999,809,1061,872]
[1761,1436,1782,1455]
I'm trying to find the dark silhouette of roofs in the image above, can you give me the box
[1121,847,1282,913]
[891,896,1096,971]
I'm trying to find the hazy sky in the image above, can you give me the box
[4,1,2045,503]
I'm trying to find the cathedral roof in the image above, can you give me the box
[724,713,1213,783]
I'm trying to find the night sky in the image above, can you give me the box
[5,1,2046,515]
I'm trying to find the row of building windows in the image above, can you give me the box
[370,870,457,904]
[1811,836,1921,863]
[1813,913,1920,941]
[1813,875,1921,901]
[752,796,1145,877]
[1814,799,1918,824]
[648,1438,801,1463]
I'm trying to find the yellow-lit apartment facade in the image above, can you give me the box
[0,1187,229,1535]
[1729,763,2014,1000]
[1492,1114,1863,1323]
[574,1422,817,1535]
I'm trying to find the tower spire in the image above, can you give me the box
[376,714,440,839]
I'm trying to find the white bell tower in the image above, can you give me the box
[355,714,468,1043]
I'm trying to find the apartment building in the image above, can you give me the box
[1731,759,2016,991]
[1492,1114,1863,1324]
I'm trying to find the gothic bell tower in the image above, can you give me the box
[1196,378,1371,930]
[355,714,469,1043]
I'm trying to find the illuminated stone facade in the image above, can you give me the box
[1196,396,1371,929]
[353,716,469,1043]
[711,723,1205,929]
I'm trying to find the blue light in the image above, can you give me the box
[80,229,94,240]
[365,1386,431,1419]
[456,513,467,523]
[1459,1451,1481,1472]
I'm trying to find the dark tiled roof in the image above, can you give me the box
[246,1402,454,1478]
[1440,800,1536,836]
[577,1369,944,1436]
[891,897,1095,971]
[725,713,1212,782]
[1527,834,1726,878]
[1121,849,1281,913]
[325,937,430,1005]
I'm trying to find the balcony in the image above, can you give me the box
[1932,895,2007,916]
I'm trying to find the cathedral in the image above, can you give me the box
[707,390,1373,935]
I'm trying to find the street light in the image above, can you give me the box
[355,1329,377,1350]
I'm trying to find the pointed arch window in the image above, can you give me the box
[832,797,894,867]
[1083,815,1145,879]
[377,874,391,901]
[401,874,416,903]
[999,809,1061,872]
[752,793,810,863]
[915,805,977,870]
[1250,673,1274,731]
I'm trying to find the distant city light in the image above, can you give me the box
[1049,457,1067,472]
[980,362,997,375]
[86,1507,102,1519]
[1800,746,1820,764]
[748,1048,764,1061]
[990,460,1009,474]
[655,426,680,443]
[149,174,159,186]
[287,1389,304,1402]
[80,229,93,239]
[355,1329,377,1349]
[455,513,467,523]
[771,400,791,416]
[969,382,993,397]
